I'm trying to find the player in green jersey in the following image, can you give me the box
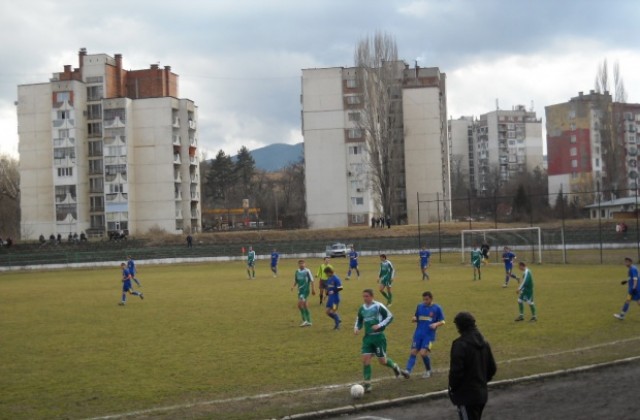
[354,289,404,393]
[471,245,483,281]
[246,246,256,279]
[291,259,316,327]
[515,261,537,322]
[378,254,395,306]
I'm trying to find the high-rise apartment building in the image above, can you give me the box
[546,91,640,204]
[17,49,201,239]
[301,64,450,228]
[449,106,543,196]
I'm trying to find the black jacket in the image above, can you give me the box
[448,328,497,406]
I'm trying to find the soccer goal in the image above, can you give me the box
[461,227,542,264]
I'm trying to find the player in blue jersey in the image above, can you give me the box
[614,257,640,320]
[401,291,445,379]
[119,262,143,305]
[127,255,142,287]
[501,247,519,287]
[323,266,343,329]
[419,244,431,280]
[346,245,360,280]
[270,248,280,278]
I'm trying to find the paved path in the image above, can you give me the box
[328,360,639,420]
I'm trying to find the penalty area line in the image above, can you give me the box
[86,335,640,420]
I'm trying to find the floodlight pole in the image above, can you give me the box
[437,192,442,263]
[417,192,421,250]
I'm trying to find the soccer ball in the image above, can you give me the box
[350,384,365,399]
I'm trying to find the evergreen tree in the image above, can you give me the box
[206,150,235,204]
[234,146,256,198]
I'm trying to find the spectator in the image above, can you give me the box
[371,216,376,228]
[73,233,79,243]
[68,233,73,243]
[5,237,12,247]
[622,222,628,239]
[49,234,56,245]
[39,234,46,244]
[186,234,193,248]
[56,233,62,244]
[449,312,497,420]
[386,215,391,229]
[80,232,87,242]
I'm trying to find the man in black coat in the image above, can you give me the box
[449,312,497,420]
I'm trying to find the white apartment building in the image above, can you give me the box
[449,106,543,195]
[301,64,450,228]
[17,49,201,239]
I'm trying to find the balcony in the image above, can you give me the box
[53,138,75,148]
[90,205,104,213]
[173,135,181,146]
[190,174,199,183]
[189,156,198,166]
[105,172,127,183]
[104,116,125,128]
[191,210,200,219]
[175,191,182,200]
[104,156,126,165]
[55,193,77,204]
[188,119,196,130]
[174,172,182,183]
[176,210,183,219]
[173,154,182,164]
[104,136,126,146]
[106,192,128,203]
[190,191,200,201]
[173,117,180,128]
[54,157,76,167]
[53,119,75,128]
[189,137,197,147]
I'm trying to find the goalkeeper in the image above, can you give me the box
[614,257,640,320]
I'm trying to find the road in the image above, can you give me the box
[327,360,639,420]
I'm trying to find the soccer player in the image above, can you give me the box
[119,262,143,305]
[502,247,519,287]
[324,266,343,330]
[515,261,537,322]
[354,289,404,393]
[480,241,490,265]
[378,254,395,306]
[270,248,279,277]
[291,259,315,326]
[401,291,445,379]
[126,255,142,287]
[246,246,256,279]
[346,245,360,280]
[316,256,333,305]
[614,257,640,320]
[471,245,482,281]
[419,244,431,280]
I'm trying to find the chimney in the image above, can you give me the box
[589,90,595,94]
[78,48,87,69]
[64,65,72,73]
[150,64,159,70]
[115,54,123,97]
[578,91,583,97]
[164,66,172,96]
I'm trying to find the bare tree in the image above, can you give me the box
[354,32,405,219]
[0,155,20,238]
[595,58,626,103]
[613,61,627,103]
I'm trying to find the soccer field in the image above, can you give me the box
[1,255,638,419]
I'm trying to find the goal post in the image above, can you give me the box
[461,227,542,264]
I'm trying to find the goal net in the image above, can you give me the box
[461,227,542,264]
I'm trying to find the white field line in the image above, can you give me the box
[86,335,640,420]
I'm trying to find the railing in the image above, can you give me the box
[54,157,76,166]
[174,155,181,164]
[173,135,181,146]
[173,117,180,127]
[176,211,183,219]
[189,156,198,165]
[105,193,128,202]
[55,194,77,204]
[53,138,75,147]
[90,206,104,213]
[103,117,125,128]
[190,191,200,200]
[188,120,196,130]
[175,191,182,200]
[189,137,197,147]
[53,119,74,128]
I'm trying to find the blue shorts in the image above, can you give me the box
[628,290,640,301]
[122,280,133,293]
[504,265,513,272]
[326,294,340,310]
[411,334,434,352]
[421,261,429,269]
[349,261,358,269]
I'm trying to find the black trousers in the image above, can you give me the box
[456,404,485,420]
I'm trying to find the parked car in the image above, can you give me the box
[326,242,348,258]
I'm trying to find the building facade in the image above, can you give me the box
[546,91,640,205]
[449,106,543,197]
[301,64,450,228]
[18,49,201,240]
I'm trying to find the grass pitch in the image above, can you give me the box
[1,255,639,419]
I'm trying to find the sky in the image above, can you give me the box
[1,0,640,160]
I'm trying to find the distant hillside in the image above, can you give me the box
[245,143,303,172]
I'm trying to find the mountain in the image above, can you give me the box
[244,143,303,172]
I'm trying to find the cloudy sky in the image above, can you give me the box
[1,0,639,159]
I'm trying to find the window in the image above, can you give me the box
[88,141,103,157]
[105,164,126,175]
[57,167,73,177]
[53,147,75,159]
[87,85,103,101]
[88,122,102,137]
[570,147,577,156]
[86,76,103,84]
[54,91,70,103]
[351,197,364,206]
[90,177,104,193]
[595,158,600,168]
[109,184,124,193]
[349,145,363,155]
[89,159,103,174]
[87,104,102,120]
[57,110,70,120]
[59,129,69,138]
[570,123,576,131]
[346,78,358,88]
[571,159,578,168]
[348,112,361,122]
[105,145,125,156]
[104,108,126,122]
[570,135,577,143]
[348,128,363,139]
[346,95,362,104]
[351,214,365,223]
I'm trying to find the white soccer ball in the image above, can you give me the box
[350,384,365,399]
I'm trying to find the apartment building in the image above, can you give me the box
[17,49,201,239]
[449,106,543,196]
[301,64,450,228]
[546,91,640,204]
